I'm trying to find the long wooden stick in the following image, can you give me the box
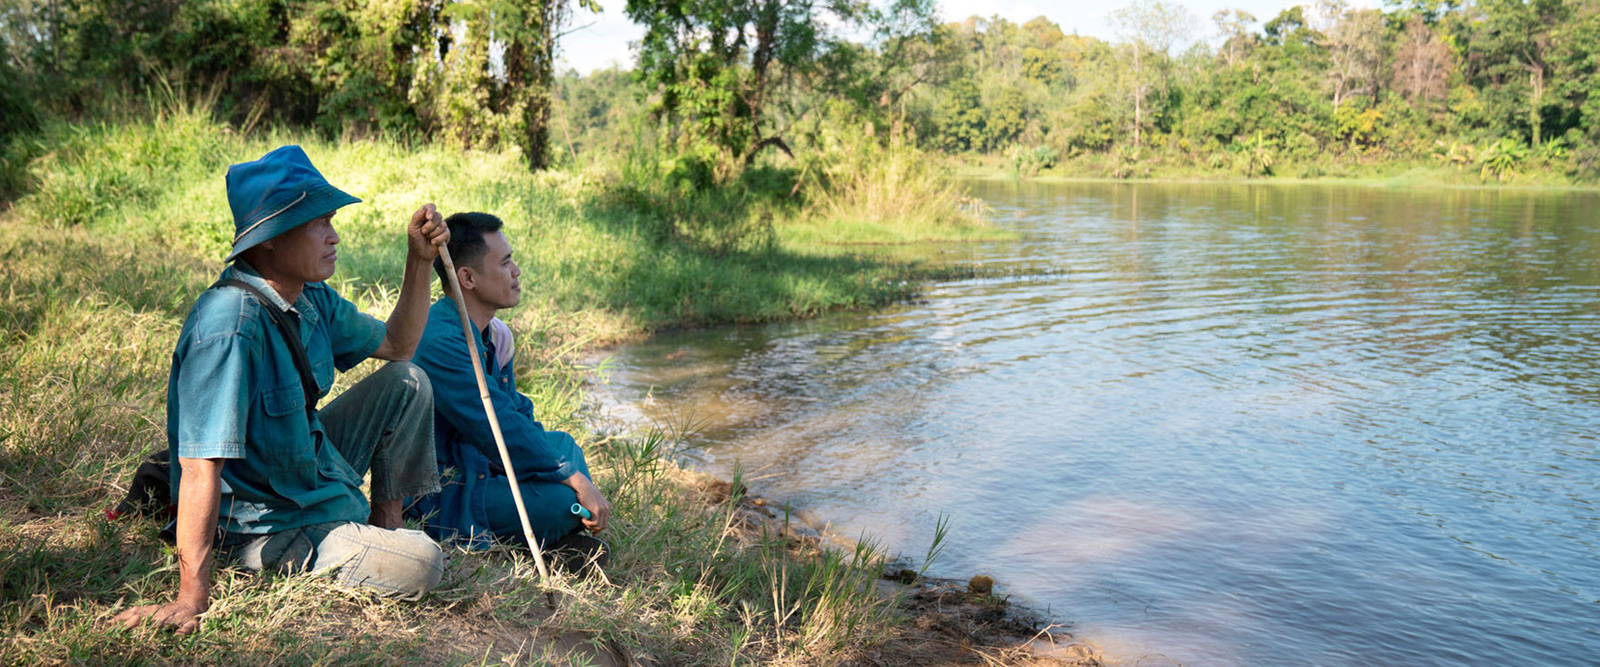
[437,245,553,585]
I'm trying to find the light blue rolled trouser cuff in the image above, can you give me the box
[222,521,445,598]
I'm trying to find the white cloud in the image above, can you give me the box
[556,0,645,75]
[941,0,1316,42]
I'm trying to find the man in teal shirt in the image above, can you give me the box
[410,212,611,551]
[116,146,450,634]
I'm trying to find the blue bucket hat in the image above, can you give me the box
[224,146,361,261]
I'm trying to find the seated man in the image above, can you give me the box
[116,146,450,634]
[410,212,611,553]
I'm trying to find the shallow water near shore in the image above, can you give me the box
[590,181,1600,665]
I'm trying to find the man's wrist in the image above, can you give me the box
[176,587,210,612]
[564,472,599,497]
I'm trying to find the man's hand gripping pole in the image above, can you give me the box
[438,244,554,587]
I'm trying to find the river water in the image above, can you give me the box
[588,181,1600,665]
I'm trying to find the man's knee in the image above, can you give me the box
[549,430,590,475]
[328,526,445,598]
[371,360,433,405]
[360,540,443,599]
[405,536,446,596]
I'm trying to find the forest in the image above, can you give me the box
[4,0,1599,192]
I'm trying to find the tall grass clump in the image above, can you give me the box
[541,432,906,664]
[597,143,788,255]
[12,96,237,254]
[774,118,1008,248]
[801,122,983,226]
[0,71,40,201]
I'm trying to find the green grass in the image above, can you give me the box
[8,103,992,343]
[953,152,1600,190]
[777,216,1013,247]
[0,103,999,665]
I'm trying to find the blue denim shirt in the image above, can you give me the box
[410,298,576,545]
[166,262,386,535]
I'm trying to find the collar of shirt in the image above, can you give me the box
[224,260,325,348]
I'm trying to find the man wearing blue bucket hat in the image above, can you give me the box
[115,146,451,634]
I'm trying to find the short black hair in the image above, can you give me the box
[434,212,506,286]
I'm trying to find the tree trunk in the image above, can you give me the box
[1133,45,1143,147]
[500,0,563,171]
[1528,66,1544,146]
[744,0,780,163]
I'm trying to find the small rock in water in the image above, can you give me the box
[968,575,994,595]
[887,568,919,584]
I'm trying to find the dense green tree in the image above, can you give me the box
[630,0,840,166]
[936,77,986,151]
[1469,0,1571,145]
[289,0,433,138]
[0,0,593,169]
[1021,16,1067,84]
[1263,5,1318,51]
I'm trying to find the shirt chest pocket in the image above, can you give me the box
[313,359,334,398]
[261,382,316,468]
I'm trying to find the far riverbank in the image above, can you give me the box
[955,160,1600,192]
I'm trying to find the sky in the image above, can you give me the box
[554,0,1340,76]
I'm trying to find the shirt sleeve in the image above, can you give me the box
[173,333,252,460]
[417,331,575,483]
[315,284,386,371]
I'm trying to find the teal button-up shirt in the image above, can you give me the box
[166,261,386,535]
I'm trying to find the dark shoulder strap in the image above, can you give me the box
[215,278,319,416]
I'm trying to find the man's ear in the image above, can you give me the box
[238,241,272,267]
[456,265,476,291]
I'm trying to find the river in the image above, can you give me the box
[588,181,1600,665]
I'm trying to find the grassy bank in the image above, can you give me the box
[960,152,1600,190]
[0,107,1069,665]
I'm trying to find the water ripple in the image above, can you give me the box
[595,182,1600,666]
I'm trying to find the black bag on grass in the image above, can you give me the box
[106,448,173,521]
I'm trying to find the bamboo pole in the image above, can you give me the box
[437,245,553,586]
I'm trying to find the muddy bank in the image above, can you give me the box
[697,477,1103,666]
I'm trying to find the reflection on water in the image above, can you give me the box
[590,182,1600,666]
